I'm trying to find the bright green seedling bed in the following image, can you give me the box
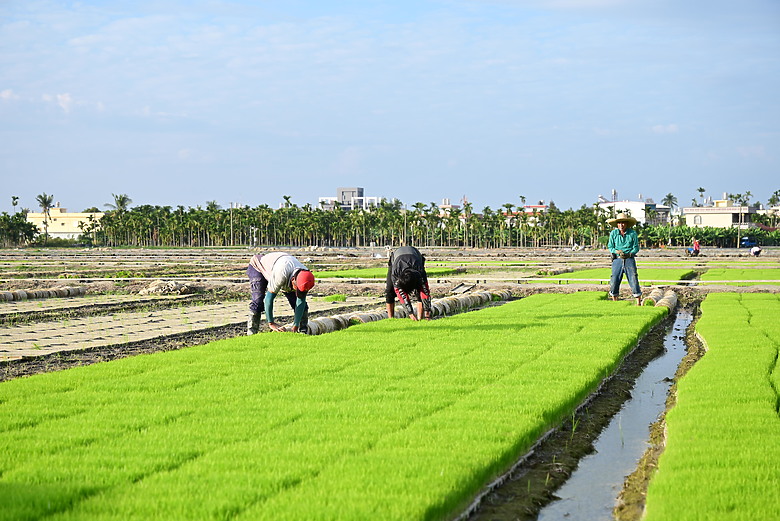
[544,268,695,284]
[0,293,665,521]
[314,294,347,302]
[428,261,541,267]
[314,266,459,279]
[699,268,780,286]
[644,293,780,520]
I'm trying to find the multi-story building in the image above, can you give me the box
[318,187,382,211]
[595,192,671,225]
[683,196,757,229]
[26,204,104,239]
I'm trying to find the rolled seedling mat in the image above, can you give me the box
[642,287,665,306]
[654,289,678,311]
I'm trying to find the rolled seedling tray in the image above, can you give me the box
[330,315,351,330]
[642,287,665,306]
[654,289,678,312]
[298,289,516,335]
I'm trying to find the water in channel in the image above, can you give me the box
[536,308,692,521]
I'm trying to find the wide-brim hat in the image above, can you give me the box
[607,213,637,228]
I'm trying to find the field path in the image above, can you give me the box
[0,296,383,362]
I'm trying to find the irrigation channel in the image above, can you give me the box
[466,304,694,521]
[538,309,692,520]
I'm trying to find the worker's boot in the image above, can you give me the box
[247,312,262,335]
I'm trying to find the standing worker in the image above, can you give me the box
[247,252,315,334]
[386,245,432,321]
[607,213,642,305]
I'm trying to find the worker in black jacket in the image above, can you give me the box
[385,245,432,320]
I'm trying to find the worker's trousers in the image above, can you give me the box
[609,257,641,298]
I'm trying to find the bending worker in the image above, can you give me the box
[247,252,315,334]
[386,245,432,321]
[607,213,642,305]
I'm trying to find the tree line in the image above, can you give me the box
[4,192,779,249]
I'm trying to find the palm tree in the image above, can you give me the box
[502,203,515,247]
[105,193,133,213]
[768,190,780,227]
[662,193,678,226]
[462,201,474,247]
[11,196,19,214]
[697,187,706,206]
[729,192,754,247]
[103,193,133,245]
[35,192,54,244]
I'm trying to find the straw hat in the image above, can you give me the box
[607,212,637,228]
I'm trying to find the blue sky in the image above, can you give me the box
[2,0,779,214]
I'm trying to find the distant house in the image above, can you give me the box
[682,197,757,229]
[317,187,383,211]
[595,196,670,225]
[437,198,460,217]
[26,204,104,239]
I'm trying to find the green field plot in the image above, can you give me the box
[0,293,666,521]
[314,266,459,278]
[699,268,780,285]
[644,293,780,520]
[545,268,696,284]
[427,260,541,267]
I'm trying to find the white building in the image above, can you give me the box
[27,204,104,239]
[595,194,670,225]
[318,187,382,211]
[683,197,757,229]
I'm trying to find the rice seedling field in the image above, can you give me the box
[643,293,780,520]
[699,268,780,286]
[544,268,696,284]
[0,292,666,521]
[313,266,460,279]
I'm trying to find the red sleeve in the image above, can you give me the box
[419,279,430,300]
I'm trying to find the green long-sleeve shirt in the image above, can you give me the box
[608,228,640,256]
[264,292,307,327]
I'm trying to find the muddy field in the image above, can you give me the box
[1,246,777,520]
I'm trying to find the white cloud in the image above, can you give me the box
[1,89,19,101]
[737,145,766,158]
[56,93,74,113]
[651,123,679,134]
[41,93,74,112]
